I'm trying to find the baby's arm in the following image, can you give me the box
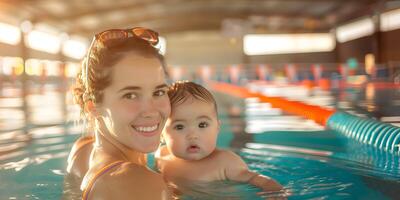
[246,172,283,192]
[223,151,283,192]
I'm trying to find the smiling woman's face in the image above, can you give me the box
[98,53,171,153]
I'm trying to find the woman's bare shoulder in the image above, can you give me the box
[66,136,94,178]
[84,162,171,200]
[118,162,166,181]
[67,136,94,161]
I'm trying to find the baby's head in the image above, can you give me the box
[163,81,219,161]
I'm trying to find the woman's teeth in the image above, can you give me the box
[133,124,158,132]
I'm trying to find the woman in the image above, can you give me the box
[66,27,171,200]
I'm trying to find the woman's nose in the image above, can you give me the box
[140,109,158,118]
[139,99,159,118]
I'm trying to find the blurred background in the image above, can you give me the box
[0,0,400,73]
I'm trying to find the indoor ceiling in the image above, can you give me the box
[0,0,398,38]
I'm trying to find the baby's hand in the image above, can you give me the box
[249,174,289,199]
[249,174,283,192]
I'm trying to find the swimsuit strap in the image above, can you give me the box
[71,136,95,163]
[82,160,125,200]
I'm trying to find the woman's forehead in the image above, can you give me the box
[110,55,166,88]
[115,53,161,67]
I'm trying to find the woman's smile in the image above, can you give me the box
[131,123,160,137]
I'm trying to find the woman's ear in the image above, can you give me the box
[85,100,99,117]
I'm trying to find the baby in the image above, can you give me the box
[155,81,283,195]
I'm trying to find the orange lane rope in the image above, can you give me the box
[209,82,336,126]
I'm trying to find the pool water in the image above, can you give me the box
[1,81,400,199]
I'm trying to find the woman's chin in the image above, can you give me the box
[137,141,161,153]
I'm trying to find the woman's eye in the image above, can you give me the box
[199,122,209,128]
[122,93,137,99]
[174,124,184,130]
[154,90,166,97]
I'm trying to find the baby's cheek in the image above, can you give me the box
[164,134,176,148]
[171,138,185,153]
[206,138,217,152]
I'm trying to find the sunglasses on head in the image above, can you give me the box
[83,27,159,95]
[94,27,159,47]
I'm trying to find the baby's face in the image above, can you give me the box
[163,98,219,161]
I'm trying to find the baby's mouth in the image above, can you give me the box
[187,144,200,153]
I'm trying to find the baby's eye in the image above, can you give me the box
[198,122,209,128]
[174,124,184,130]
[154,89,166,97]
[122,93,137,99]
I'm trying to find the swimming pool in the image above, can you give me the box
[1,80,400,199]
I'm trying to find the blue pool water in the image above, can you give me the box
[1,81,400,199]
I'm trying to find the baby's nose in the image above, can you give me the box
[186,132,199,140]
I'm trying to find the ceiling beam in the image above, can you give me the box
[32,0,376,21]
[70,11,331,37]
